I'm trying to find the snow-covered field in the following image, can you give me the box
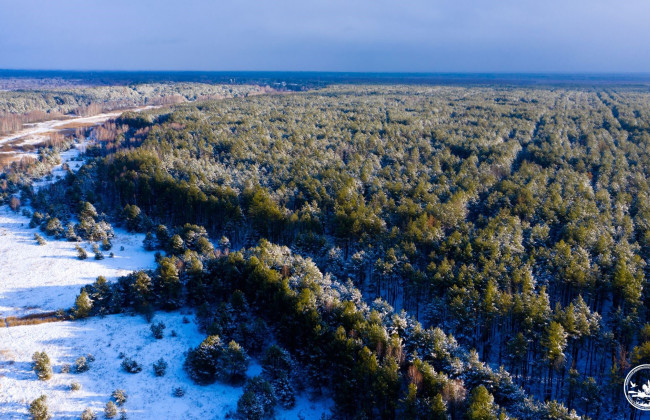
[0,312,332,419]
[0,143,332,418]
[0,206,156,318]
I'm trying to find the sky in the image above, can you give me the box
[0,0,649,73]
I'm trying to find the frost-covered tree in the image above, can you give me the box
[104,401,118,419]
[29,395,50,420]
[153,358,168,377]
[74,290,92,318]
[81,408,96,420]
[32,351,53,380]
[111,389,128,406]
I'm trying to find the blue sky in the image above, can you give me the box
[1,0,649,72]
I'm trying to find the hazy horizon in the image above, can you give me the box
[2,0,650,73]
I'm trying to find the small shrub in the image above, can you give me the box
[182,316,190,324]
[119,408,127,420]
[101,238,112,251]
[76,244,88,260]
[121,357,142,373]
[171,330,178,337]
[34,233,46,246]
[61,364,71,374]
[32,351,53,381]
[173,387,185,397]
[104,401,118,419]
[81,408,96,420]
[109,252,115,258]
[70,381,82,391]
[150,321,166,339]
[153,358,168,377]
[93,243,104,260]
[29,395,50,420]
[75,356,89,373]
[112,389,128,406]
[86,353,96,362]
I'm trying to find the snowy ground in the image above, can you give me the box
[0,312,332,419]
[0,206,156,318]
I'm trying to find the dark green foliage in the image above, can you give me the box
[73,290,92,318]
[150,320,166,339]
[121,357,142,373]
[153,358,167,376]
[236,376,276,420]
[184,335,249,384]
[45,85,650,418]
[466,386,498,420]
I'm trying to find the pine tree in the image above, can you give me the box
[104,401,118,418]
[222,340,249,383]
[74,290,93,318]
[76,244,88,260]
[465,385,497,420]
[32,351,53,380]
[81,408,96,420]
[29,395,50,420]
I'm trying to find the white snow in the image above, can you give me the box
[0,206,156,319]
[0,312,332,419]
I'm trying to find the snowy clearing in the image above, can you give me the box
[0,205,156,318]
[0,311,332,419]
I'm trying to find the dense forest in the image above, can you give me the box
[15,84,650,419]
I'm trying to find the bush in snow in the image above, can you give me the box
[104,401,118,419]
[101,238,112,251]
[44,217,64,238]
[34,233,46,245]
[150,321,166,339]
[29,394,50,420]
[173,387,185,397]
[32,351,53,381]
[81,408,96,420]
[70,381,81,391]
[66,223,78,241]
[61,364,70,374]
[76,244,88,260]
[75,356,90,373]
[93,243,104,260]
[153,358,168,377]
[112,389,128,406]
[236,376,276,420]
[121,357,142,373]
